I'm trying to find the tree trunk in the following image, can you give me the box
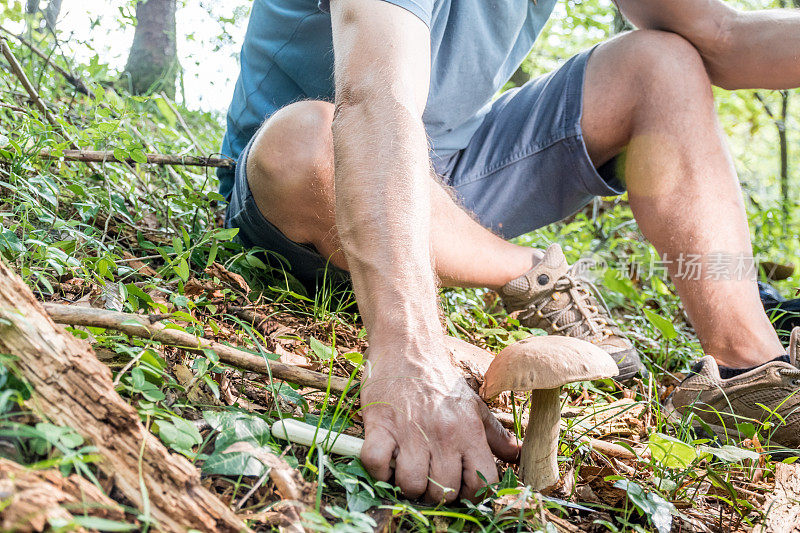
[0,259,249,533]
[123,0,178,98]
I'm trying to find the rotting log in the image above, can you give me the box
[43,303,354,394]
[0,457,125,532]
[0,260,250,533]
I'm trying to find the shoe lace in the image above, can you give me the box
[518,268,620,341]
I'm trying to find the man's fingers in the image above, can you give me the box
[394,446,430,499]
[480,402,521,463]
[425,450,462,504]
[361,426,397,482]
[460,444,500,502]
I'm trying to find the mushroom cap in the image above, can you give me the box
[479,335,618,400]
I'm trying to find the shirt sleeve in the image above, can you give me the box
[318,0,433,28]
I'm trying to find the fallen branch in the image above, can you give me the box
[0,261,249,532]
[38,148,235,168]
[43,303,354,394]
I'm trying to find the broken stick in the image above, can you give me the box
[38,149,234,168]
[43,303,354,394]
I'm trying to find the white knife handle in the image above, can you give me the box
[271,418,364,457]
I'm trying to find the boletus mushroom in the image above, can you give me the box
[479,335,618,490]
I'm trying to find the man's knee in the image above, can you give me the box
[245,100,335,243]
[247,100,335,197]
[614,30,711,95]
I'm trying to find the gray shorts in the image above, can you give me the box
[225,47,624,291]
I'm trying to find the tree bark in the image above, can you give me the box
[0,259,249,533]
[0,457,125,532]
[123,0,178,98]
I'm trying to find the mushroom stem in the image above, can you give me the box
[520,387,562,490]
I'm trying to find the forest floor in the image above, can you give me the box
[1,36,799,532]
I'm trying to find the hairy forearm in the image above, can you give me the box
[710,9,800,90]
[332,98,442,349]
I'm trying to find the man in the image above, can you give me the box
[220,0,800,502]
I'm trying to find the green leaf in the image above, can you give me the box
[202,448,266,476]
[648,432,696,469]
[309,337,336,361]
[213,228,239,241]
[113,147,130,162]
[129,148,147,165]
[174,258,190,282]
[155,96,177,128]
[614,479,676,533]
[342,352,363,365]
[698,444,759,463]
[158,416,203,456]
[643,309,677,340]
[602,270,644,305]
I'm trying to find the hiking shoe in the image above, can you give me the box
[499,243,645,382]
[664,328,800,448]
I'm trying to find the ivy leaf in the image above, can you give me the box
[614,479,676,533]
[158,416,203,456]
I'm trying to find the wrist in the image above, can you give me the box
[366,330,448,367]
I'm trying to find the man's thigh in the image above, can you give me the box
[436,47,625,240]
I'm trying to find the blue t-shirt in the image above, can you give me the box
[219,0,558,199]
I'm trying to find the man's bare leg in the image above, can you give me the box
[581,31,784,368]
[247,31,784,370]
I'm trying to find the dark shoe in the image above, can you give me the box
[665,328,800,449]
[499,243,645,382]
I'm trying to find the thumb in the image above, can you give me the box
[479,402,521,463]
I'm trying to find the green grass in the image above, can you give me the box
[1,27,799,533]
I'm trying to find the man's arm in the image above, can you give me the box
[329,0,519,501]
[615,0,800,90]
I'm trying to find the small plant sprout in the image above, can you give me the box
[479,335,618,491]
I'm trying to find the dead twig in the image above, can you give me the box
[37,148,234,168]
[43,303,354,394]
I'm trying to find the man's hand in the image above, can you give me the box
[360,340,520,502]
